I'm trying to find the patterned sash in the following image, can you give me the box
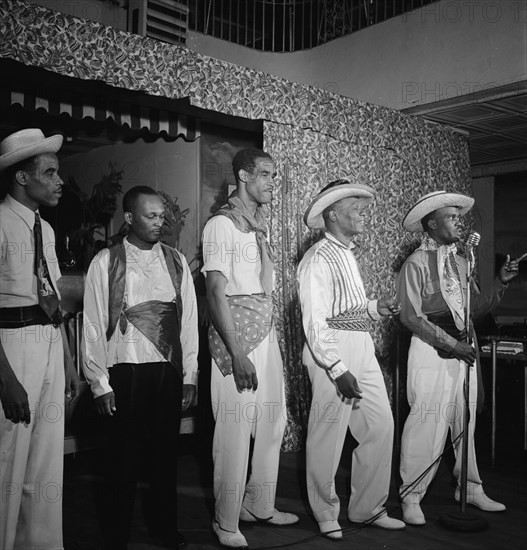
[208,294,273,376]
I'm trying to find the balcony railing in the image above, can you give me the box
[187,0,440,52]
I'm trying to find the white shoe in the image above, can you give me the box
[401,494,426,526]
[212,521,249,548]
[370,514,406,530]
[454,486,506,512]
[318,520,343,540]
[240,506,299,526]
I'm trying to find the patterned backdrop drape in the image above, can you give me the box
[0,0,472,451]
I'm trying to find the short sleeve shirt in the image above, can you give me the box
[201,216,265,296]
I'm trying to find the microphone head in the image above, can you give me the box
[466,232,481,247]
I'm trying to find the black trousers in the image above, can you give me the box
[99,362,182,549]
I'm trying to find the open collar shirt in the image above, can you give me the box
[82,238,198,397]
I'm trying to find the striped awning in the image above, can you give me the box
[6,86,199,141]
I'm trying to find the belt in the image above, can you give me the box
[326,309,371,332]
[428,313,471,359]
[0,305,63,328]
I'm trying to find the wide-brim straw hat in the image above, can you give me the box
[402,190,474,232]
[0,128,63,172]
[304,179,376,229]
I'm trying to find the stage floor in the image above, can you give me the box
[62,428,526,550]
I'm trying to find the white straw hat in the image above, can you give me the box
[304,179,376,229]
[402,190,474,232]
[0,128,63,172]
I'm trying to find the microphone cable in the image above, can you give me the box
[245,430,465,549]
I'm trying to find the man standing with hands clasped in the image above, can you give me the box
[298,178,405,540]
[397,190,519,526]
[0,128,79,550]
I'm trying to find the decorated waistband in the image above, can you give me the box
[326,308,371,332]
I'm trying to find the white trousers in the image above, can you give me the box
[399,336,482,500]
[0,325,65,550]
[211,329,287,532]
[305,331,394,523]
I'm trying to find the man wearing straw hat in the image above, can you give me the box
[298,179,405,540]
[397,190,519,525]
[0,128,79,550]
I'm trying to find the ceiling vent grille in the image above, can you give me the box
[129,0,188,45]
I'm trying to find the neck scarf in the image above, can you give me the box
[212,192,274,296]
[419,234,465,331]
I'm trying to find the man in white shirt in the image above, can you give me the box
[0,128,79,550]
[202,148,298,549]
[297,179,405,540]
[82,186,198,550]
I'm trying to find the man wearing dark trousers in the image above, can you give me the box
[82,186,198,550]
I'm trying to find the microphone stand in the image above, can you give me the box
[439,240,489,532]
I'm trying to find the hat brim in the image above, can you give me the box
[402,191,474,232]
[304,183,375,229]
[0,135,63,172]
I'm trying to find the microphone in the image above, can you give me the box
[465,232,480,270]
[466,232,481,248]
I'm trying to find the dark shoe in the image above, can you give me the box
[103,541,127,550]
[149,528,187,549]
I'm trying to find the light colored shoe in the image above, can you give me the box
[370,514,406,530]
[318,520,343,540]
[454,486,506,512]
[239,506,299,526]
[401,495,426,526]
[212,521,249,549]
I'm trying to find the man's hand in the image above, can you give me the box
[0,372,30,424]
[377,296,401,317]
[94,391,116,416]
[335,371,362,400]
[182,384,196,412]
[452,341,476,365]
[498,254,520,285]
[64,355,81,402]
[232,353,258,393]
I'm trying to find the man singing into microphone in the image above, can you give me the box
[397,191,519,525]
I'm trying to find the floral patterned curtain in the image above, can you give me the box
[264,121,471,450]
[0,0,472,451]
